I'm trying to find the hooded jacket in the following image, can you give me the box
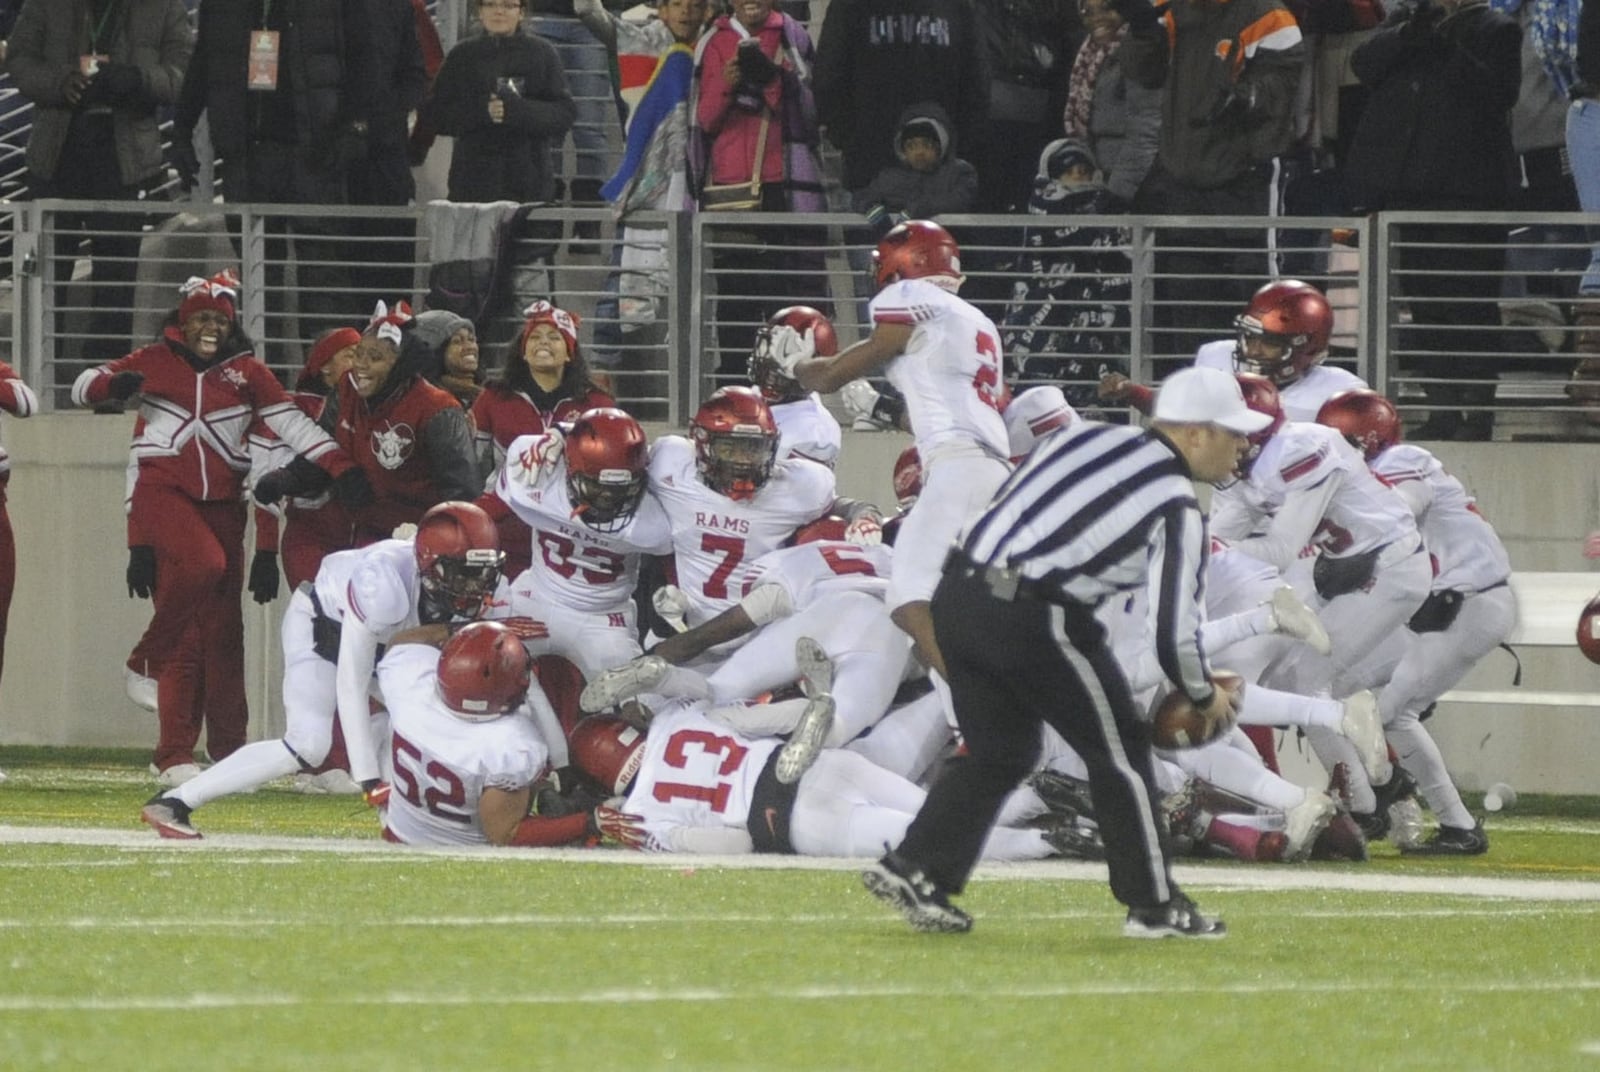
[854,101,979,216]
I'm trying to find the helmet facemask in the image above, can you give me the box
[568,468,647,532]
[1233,316,1300,386]
[696,428,778,501]
[747,325,806,404]
[421,548,504,618]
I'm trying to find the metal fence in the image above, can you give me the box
[3,200,1596,436]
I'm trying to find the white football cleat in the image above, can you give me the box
[124,666,159,712]
[291,769,362,795]
[1282,789,1337,861]
[795,636,833,699]
[580,655,670,713]
[1267,587,1331,656]
[1339,690,1391,783]
[775,693,834,785]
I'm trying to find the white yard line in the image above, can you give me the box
[0,902,1595,932]
[2,977,1600,1013]
[2,823,1597,901]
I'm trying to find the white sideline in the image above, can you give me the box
[1,977,1599,1014]
[3,824,1598,901]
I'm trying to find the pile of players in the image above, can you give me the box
[141,222,1508,865]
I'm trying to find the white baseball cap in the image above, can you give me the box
[1152,366,1273,434]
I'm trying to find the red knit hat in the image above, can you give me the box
[298,327,362,390]
[177,268,239,323]
[517,300,581,362]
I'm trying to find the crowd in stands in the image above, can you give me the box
[0,1,1593,835]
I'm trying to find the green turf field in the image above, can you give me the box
[2,751,1597,1072]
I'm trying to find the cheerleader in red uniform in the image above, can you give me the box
[73,271,366,786]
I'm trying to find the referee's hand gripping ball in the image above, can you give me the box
[1152,670,1243,749]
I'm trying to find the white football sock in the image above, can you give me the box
[173,740,300,810]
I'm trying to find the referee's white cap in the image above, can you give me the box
[1152,367,1274,434]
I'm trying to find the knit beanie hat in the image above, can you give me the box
[177,268,239,323]
[516,300,581,362]
[297,327,362,390]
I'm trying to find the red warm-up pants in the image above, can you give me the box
[139,487,249,771]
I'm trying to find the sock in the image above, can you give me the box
[1238,683,1342,729]
[174,739,300,810]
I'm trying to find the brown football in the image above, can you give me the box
[1151,671,1243,749]
[1578,593,1600,666]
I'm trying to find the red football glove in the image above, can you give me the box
[588,804,649,849]
[499,616,550,640]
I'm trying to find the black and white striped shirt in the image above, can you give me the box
[961,422,1213,702]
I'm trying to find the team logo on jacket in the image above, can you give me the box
[220,366,248,389]
[371,422,416,469]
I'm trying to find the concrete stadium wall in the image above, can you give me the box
[2,415,1595,794]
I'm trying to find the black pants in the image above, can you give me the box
[35,112,145,389]
[899,566,1176,909]
[1133,161,1278,368]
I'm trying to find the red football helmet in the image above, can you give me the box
[793,515,848,544]
[1578,593,1600,665]
[1233,280,1333,386]
[892,445,923,510]
[565,407,649,532]
[436,621,532,719]
[1235,373,1285,476]
[872,220,962,291]
[569,714,648,794]
[414,501,505,617]
[1316,389,1402,461]
[748,306,838,404]
[690,385,780,501]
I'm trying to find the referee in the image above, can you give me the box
[860,367,1271,938]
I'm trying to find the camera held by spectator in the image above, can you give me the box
[732,38,778,112]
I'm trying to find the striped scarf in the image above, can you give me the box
[1063,27,1126,140]
[1489,0,1579,95]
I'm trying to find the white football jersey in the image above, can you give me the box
[771,394,842,467]
[494,435,674,613]
[1370,443,1511,592]
[622,699,777,843]
[313,539,426,639]
[1193,339,1367,422]
[732,539,893,609]
[648,435,837,625]
[378,644,551,847]
[871,279,1010,459]
[1215,421,1416,561]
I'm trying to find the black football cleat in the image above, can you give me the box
[861,849,973,934]
[1123,893,1226,940]
[1402,821,1489,856]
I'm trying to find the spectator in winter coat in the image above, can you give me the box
[6,0,193,375]
[1343,0,1522,440]
[1117,0,1305,359]
[1062,0,1161,209]
[1000,138,1132,404]
[425,0,577,203]
[814,0,989,201]
[415,309,484,412]
[855,103,979,235]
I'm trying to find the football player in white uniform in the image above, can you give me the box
[1101,280,1367,422]
[780,221,1012,686]
[1318,389,1509,854]
[1211,375,1431,819]
[648,386,879,629]
[583,521,910,750]
[140,502,513,839]
[567,706,1073,860]
[380,622,553,847]
[747,306,843,467]
[479,408,675,682]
